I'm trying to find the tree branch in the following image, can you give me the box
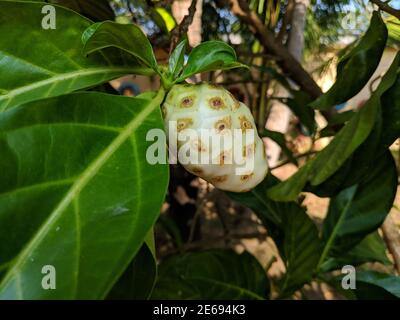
[170,0,198,52]
[370,0,400,19]
[229,0,323,100]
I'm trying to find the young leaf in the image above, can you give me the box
[0,1,153,112]
[0,91,168,299]
[176,41,247,82]
[168,39,187,79]
[317,151,397,271]
[82,21,159,72]
[310,11,388,110]
[151,250,269,300]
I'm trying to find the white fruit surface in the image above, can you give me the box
[162,83,268,192]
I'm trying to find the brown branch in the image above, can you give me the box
[382,215,400,274]
[370,0,400,19]
[229,0,323,100]
[169,0,198,53]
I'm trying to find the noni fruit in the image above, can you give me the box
[162,83,268,192]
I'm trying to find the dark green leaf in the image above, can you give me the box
[52,0,115,21]
[353,271,400,299]
[151,250,269,300]
[0,91,168,299]
[278,207,321,298]
[0,1,153,112]
[268,53,400,201]
[107,231,157,300]
[332,271,400,300]
[177,41,247,82]
[261,130,298,166]
[317,151,397,270]
[319,110,355,138]
[287,91,316,134]
[320,231,390,272]
[310,11,388,110]
[228,175,320,297]
[82,21,159,72]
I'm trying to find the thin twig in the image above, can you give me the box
[169,0,198,53]
[270,150,318,170]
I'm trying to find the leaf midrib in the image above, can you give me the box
[0,66,153,112]
[317,186,358,271]
[0,88,165,292]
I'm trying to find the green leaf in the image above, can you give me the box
[168,39,187,79]
[320,231,390,272]
[151,250,269,300]
[0,1,154,112]
[176,41,247,82]
[0,90,168,299]
[317,151,397,271]
[268,53,400,201]
[52,0,115,21]
[82,21,159,72]
[387,16,400,42]
[107,230,157,300]
[278,206,321,298]
[228,175,320,297]
[319,110,355,138]
[352,272,400,299]
[310,11,388,110]
[380,72,400,149]
[332,271,400,300]
[261,130,298,166]
[150,7,176,34]
[287,91,316,134]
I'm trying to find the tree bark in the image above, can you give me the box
[266,0,310,166]
[172,0,203,47]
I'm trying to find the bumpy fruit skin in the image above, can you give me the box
[162,83,268,192]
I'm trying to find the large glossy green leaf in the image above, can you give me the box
[0,1,153,112]
[151,250,269,300]
[316,151,397,271]
[82,21,159,73]
[107,230,157,300]
[176,41,247,82]
[267,53,400,201]
[320,231,390,272]
[0,90,168,299]
[310,11,388,110]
